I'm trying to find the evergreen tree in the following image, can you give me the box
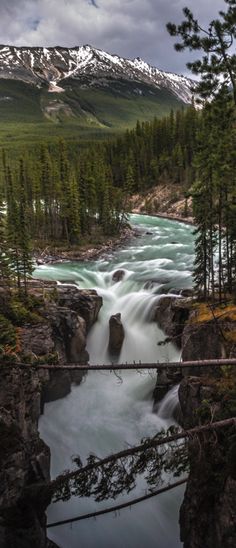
[0,195,11,287]
[6,160,33,294]
[59,139,71,241]
[168,2,236,301]
[6,165,21,291]
[167,1,236,103]
[68,173,81,244]
[17,159,33,294]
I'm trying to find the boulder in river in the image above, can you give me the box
[108,313,125,355]
[144,278,170,290]
[112,270,125,283]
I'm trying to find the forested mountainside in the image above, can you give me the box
[0,45,196,144]
[1,2,236,548]
[1,86,236,303]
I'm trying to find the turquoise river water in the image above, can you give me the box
[35,214,195,548]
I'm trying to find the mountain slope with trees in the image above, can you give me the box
[0,45,197,144]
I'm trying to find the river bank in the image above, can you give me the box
[34,226,136,265]
[33,212,194,269]
[130,182,194,225]
[135,210,195,226]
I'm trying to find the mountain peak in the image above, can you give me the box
[0,44,196,104]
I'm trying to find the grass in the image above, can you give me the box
[191,302,236,324]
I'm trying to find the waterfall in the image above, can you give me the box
[157,385,180,421]
[37,214,194,548]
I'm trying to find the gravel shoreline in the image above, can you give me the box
[34,226,138,265]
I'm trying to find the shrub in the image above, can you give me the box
[0,314,16,348]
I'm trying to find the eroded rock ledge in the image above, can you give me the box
[0,283,102,548]
[154,294,236,548]
[179,377,236,548]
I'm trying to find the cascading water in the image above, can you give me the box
[37,214,195,548]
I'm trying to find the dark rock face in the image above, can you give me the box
[153,370,172,402]
[153,295,236,548]
[179,377,236,548]
[112,270,125,283]
[20,324,55,357]
[56,286,102,332]
[40,286,102,403]
[181,314,226,377]
[108,313,125,355]
[41,371,72,406]
[153,296,192,407]
[180,289,194,298]
[0,284,103,548]
[153,368,182,409]
[0,367,51,548]
[154,296,192,346]
[182,321,225,361]
[45,305,88,364]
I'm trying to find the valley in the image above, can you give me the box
[0,45,195,144]
[1,1,236,546]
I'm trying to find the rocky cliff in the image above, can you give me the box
[154,295,236,548]
[179,376,236,548]
[0,283,102,548]
[153,295,192,405]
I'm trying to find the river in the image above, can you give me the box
[35,214,195,548]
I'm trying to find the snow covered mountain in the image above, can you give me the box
[0,44,195,104]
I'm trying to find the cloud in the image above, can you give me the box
[0,0,227,73]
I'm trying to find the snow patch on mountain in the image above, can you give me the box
[0,44,196,104]
[48,81,65,93]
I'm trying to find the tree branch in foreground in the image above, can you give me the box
[46,418,235,504]
[47,477,188,528]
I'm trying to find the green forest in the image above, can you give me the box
[0,0,236,302]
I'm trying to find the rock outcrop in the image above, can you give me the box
[153,296,236,547]
[0,366,51,548]
[56,286,102,332]
[0,283,103,548]
[153,368,182,407]
[179,377,236,548]
[181,320,226,377]
[112,270,125,283]
[154,295,192,346]
[108,313,125,356]
[153,295,192,405]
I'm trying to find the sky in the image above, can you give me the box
[0,0,228,74]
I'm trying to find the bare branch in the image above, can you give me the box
[47,478,188,529]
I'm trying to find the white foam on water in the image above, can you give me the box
[38,214,195,548]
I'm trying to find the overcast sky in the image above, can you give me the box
[0,0,227,74]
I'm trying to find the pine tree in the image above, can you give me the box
[168,2,236,301]
[123,161,135,211]
[59,139,70,241]
[6,165,21,291]
[17,159,33,294]
[167,1,236,104]
[68,173,81,244]
[6,160,33,294]
[191,107,218,299]
[0,195,11,288]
